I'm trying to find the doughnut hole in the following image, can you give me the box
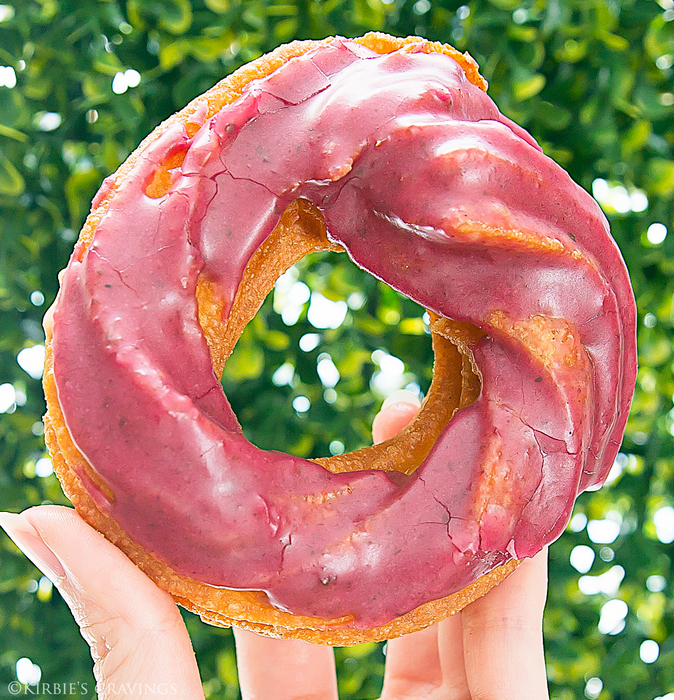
[196,198,482,473]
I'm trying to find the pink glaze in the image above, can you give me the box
[52,39,636,627]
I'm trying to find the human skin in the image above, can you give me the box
[0,389,549,700]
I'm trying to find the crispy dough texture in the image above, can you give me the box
[43,32,518,645]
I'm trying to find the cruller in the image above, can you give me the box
[44,33,637,645]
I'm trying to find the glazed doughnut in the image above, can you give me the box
[44,32,637,645]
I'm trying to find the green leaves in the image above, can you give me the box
[64,168,102,228]
[646,159,674,197]
[513,72,546,100]
[128,0,193,34]
[205,0,230,13]
[0,156,24,196]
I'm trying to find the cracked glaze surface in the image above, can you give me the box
[52,39,637,627]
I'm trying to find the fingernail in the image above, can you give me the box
[382,389,422,410]
[0,512,67,584]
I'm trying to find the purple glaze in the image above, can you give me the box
[52,39,636,626]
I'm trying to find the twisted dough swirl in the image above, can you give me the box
[45,34,636,640]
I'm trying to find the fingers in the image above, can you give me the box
[378,392,464,700]
[375,391,548,699]
[461,548,549,700]
[372,390,421,444]
[233,628,338,700]
[381,613,470,700]
[437,614,470,700]
[380,624,446,700]
[0,507,204,700]
[382,551,549,700]
[232,390,424,700]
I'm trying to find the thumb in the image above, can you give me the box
[0,506,204,700]
[372,389,422,444]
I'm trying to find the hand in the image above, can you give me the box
[235,391,550,700]
[0,391,549,700]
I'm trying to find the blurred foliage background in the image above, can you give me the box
[0,0,673,697]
